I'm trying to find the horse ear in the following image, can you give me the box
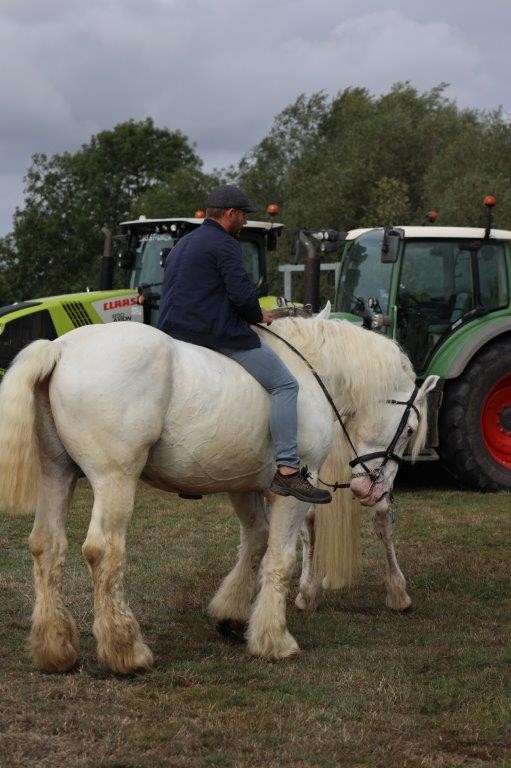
[316,301,331,320]
[417,375,439,400]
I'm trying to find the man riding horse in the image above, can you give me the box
[157,185,332,505]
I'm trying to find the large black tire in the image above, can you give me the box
[438,338,511,491]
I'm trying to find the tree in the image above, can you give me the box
[233,83,511,302]
[2,119,202,302]
[421,108,511,226]
[362,177,411,226]
[131,166,220,220]
[237,92,329,213]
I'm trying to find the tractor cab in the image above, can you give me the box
[335,226,511,375]
[117,215,284,325]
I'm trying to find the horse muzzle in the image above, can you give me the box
[350,473,392,508]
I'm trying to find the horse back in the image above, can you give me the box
[46,323,273,492]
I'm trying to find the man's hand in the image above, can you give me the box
[261,308,273,326]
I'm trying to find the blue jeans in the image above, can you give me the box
[218,342,300,468]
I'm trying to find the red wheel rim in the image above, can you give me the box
[481,373,511,468]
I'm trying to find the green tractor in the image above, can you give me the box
[0,213,284,376]
[330,197,511,490]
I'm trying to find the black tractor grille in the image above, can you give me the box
[62,302,93,327]
[0,310,57,372]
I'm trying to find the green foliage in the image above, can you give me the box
[1,119,202,302]
[131,165,220,220]
[421,108,511,224]
[238,92,329,211]
[362,176,411,226]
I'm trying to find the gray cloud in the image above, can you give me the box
[1,0,511,235]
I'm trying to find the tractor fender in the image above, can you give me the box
[424,317,511,449]
[442,317,511,379]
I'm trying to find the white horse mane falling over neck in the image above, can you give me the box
[260,316,420,432]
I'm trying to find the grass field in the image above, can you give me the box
[1,465,510,768]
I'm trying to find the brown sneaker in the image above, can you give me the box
[269,467,332,504]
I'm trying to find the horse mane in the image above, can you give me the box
[266,317,429,459]
[268,317,412,424]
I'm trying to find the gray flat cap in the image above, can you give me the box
[205,185,256,213]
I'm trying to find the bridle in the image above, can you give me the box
[256,323,421,493]
[341,386,420,499]
[349,386,420,473]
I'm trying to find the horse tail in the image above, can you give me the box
[0,339,61,513]
[312,422,361,589]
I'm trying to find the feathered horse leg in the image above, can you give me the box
[0,342,80,672]
[83,471,153,674]
[246,493,309,660]
[295,510,322,611]
[28,462,79,673]
[208,491,269,641]
[372,507,412,611]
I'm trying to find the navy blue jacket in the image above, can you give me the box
[157,218,263,349]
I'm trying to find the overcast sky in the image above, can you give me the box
[1,0,510,236]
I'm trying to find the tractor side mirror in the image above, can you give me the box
[159,247,172,268]
[380,228,403,263]
[118,250,136,270]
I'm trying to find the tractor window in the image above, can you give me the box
[240,241,260,285]
[478,244,509,309]
[129,234,173,289]
[397,239,508,372]
[336,230,393,314]
[397,240,475,371]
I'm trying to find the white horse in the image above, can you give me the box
[0,312,437,673]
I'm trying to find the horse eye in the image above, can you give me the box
[407,426,414,436]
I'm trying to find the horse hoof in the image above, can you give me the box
[32,647,79,674]
[295,593,307,611]
[387,597,412,612]
[247,629,300,660]
[295,592,318,612]
[98,640,154,675]
[215,619,247,644]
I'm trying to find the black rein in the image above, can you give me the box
[255,323,420,493]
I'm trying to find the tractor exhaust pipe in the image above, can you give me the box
[294,230,320,312]
[99,226,114,290]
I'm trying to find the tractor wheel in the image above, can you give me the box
[438,339,511,491]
